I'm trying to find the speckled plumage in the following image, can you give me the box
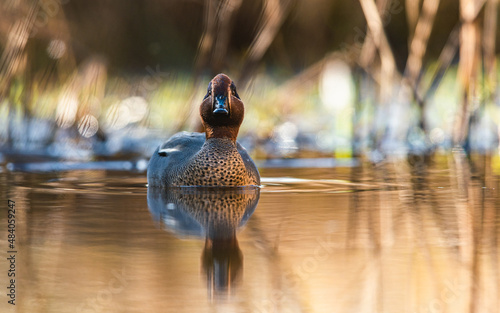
[147,73,260,187]
[147,132,260,187]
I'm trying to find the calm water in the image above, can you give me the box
[1,153,499,313]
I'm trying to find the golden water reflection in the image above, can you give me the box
[0,153,499,313]
[147,187,260,298]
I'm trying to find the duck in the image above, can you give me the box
[147,73,260,187]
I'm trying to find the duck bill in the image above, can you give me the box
[213,95,229,115]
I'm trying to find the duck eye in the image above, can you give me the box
[204,83,212,100]
[230,83,240,99]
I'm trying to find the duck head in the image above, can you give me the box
[200,74,244,142]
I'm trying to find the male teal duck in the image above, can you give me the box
[147,73,260,187]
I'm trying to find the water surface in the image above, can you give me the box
[1,153,499,313]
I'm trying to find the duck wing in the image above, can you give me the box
[157,131,205,157]
[148,132,205,187]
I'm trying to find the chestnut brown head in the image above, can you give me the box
[200,74,244,141]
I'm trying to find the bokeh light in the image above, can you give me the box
[320,59,354,112]
[56,92,79,129]
[77,114,99,138]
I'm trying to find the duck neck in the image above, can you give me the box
[205,126,239,142]
[202,136,238,150]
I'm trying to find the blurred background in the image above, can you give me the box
[2,2,500,312]
[0,0,499,162]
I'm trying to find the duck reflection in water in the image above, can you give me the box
[147,187,260,297]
